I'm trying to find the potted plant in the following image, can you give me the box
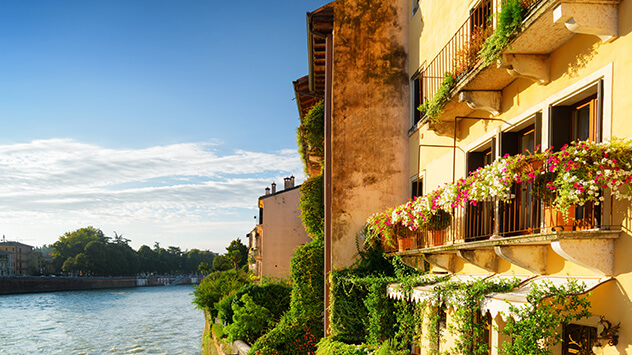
[426,209,452,246]
[396,225,413,252]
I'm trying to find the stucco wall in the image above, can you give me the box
[330,0,410,269]
[260,187,311,279]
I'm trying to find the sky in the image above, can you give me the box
[0,0,330,253]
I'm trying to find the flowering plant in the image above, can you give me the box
[365,138,632,248]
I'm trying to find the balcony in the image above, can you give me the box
[417,0,621,125]
[396,190,618,275]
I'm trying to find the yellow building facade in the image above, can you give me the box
[401,0,631,353]
[0,241,33,275]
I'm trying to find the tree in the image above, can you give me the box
[225,238,248,269]
[52,226,107,271]
[198,262,212,274]
[213,254,233,272]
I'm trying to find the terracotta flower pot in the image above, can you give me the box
[545,205,575,232]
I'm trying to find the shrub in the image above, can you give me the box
[225,294,274,344]
[250,238,324,354]
[192,270,250,318]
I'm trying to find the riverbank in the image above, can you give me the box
[0,275,200,295]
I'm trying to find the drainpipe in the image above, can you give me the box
[323,32,333,338]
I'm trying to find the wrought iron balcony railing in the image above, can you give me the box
[407,185,607,250]
[419,0,543,110]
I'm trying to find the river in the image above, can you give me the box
[0,285,205,354]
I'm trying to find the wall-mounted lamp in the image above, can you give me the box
[592,316,620,354]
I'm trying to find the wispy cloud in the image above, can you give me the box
[0,139,303,251]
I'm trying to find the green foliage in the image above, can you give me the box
[225,294,274,344]
[250,238,324,355]
[215,292,237,324]
[500,279,592,355]
[297,100,325,172]
[315,338,376,355]
[192,269,251,318]
[198,261,212,274]
[478,0,525,66]
[212,322,225,340]
[226,238,249,269]
[417,73,455,123]
[299,174,324,239]
[302,100,324,156]
[213,254,233,272]
[218,282,292,328]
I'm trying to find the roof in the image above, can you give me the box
[293,75,321,120]
[307,3,334,94]
[258,184,302,201]
[0,241,33,249]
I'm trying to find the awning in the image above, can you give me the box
[481,275,614,320]
[387,274,494,303]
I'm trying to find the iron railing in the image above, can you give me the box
[408,189,608,249]
[419,0,544,110]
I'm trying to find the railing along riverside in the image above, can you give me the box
[419,0,544,110]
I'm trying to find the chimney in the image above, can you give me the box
[271,182,276,194]
[265,187,270,195]
[290,175,295,188]
[284,177,291,190]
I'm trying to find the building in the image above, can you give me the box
[0,240,34,275]
[250,176,312,280]
[299,0,411,331]
[0,249,13,276]
[383,0,630,353]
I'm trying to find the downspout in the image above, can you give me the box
[323,32,333,337]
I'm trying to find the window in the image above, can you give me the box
[499,116,543,235]
[562,323,597,354]
[411,177,423,199]
[411,72,423,127]
[549,82,603,227]
[466,141,496,240]
[549,81,603,151]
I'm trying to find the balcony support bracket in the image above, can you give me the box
[400,255,427,272]
[551,239,614,276]
[499,54,550,85]
[494,245,547,274]
[457,249,499,273]
[458,91,501,116]
[424,253,457,273]
[553,2,619,43]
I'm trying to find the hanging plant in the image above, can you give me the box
[417,73,456,123]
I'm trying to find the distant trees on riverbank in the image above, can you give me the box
[50,226,217,276]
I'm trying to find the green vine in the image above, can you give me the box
[500,278,592,354]
[299,174,324,239]
[478,0,526,67]
[417,73,455,123]
[297,100,324,173]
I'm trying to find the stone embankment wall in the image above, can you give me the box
[0,276,136,294]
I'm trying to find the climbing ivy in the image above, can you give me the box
[299,174,324,239]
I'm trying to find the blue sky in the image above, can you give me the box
[0,0,330,252]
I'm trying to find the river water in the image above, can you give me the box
[0,285,204,354]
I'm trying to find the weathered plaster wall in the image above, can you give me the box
[260,188,311,279]
[330,0,409,268]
